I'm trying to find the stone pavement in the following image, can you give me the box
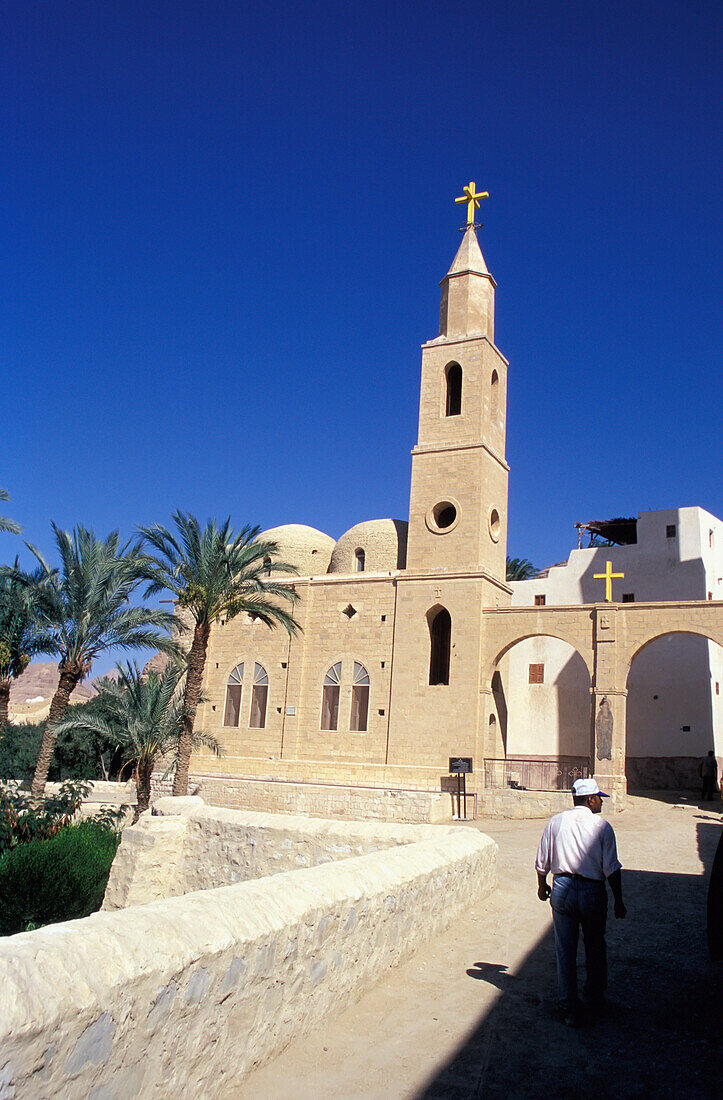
[236,794,722,1100]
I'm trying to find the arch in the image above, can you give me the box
[490,635,592,760]
[428,605,451,685]
[625,627,723,679]
[250,663,268,729]
[355,547,365,572]
[262,556,272,577]
[490,369,499,418]
[321,661,342,731]
[625,630,723,788]
[350,661,370,731]
[485,631,594,685]
[444,362,462,417]
[223,663,244,727]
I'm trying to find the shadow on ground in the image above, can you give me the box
[416,820,723,1100]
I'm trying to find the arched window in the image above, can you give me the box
[428,608,451,685]
[321,662,342,730]
[250,663,268,729]
[263,556,272,577]
[350,662,370,731]
[445,362,462,417]
[490,369,499,418]
[223,663,244,726]
[355,548,365,572]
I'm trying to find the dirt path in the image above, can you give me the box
[236,794,722,1100]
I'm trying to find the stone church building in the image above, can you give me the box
[192,208,722,818]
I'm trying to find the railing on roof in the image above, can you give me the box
[484,756,591,792]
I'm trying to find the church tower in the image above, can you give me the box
[386,185,511,770]
[405,195,509,579]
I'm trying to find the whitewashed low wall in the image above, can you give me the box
[0,812,496,1098]
[104,798,447,908]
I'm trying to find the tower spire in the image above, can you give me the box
[439,181,495,339]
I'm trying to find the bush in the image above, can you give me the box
[0,723,43,781]
[0,779,91,857]
[0,714,123,783]
[0,819,120,936]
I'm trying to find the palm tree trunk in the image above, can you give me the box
[172,622,210,796]
[133,758,155,823]
[0,679,10,728]
[30,666,80,803]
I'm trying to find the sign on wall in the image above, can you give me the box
[449,757,473,774]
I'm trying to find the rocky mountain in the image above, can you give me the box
[8,662,98,705]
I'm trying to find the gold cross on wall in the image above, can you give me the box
[593,560,625,602]
[455,181,489,225]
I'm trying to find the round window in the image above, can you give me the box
[425,499,461,534]
[434,503,456,528]
[489,507,501,542]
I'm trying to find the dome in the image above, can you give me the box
[328,519,408,574]
[257,524,335,576]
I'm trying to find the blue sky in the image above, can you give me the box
[2,0,721,674]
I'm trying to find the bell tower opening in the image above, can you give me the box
[445,362,462,416]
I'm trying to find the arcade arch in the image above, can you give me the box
[487,635,592,761]
[625,630,723,790]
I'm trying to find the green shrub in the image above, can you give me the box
[0,779,91,857]
[0,714,123,783]
[0,819,120,936]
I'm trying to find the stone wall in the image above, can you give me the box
[188,773,452,823]
[479,788,575,819]
[0,812,497,1098]
[103,798,444,908]
[626,755,715,791]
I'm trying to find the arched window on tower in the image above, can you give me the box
[490,369,499,419]
[321,662,342,730]
[224,663,244,726]
[428,607,451,685]
[350,662,370,731]
[445,362,462,417]
[250,663,268,728]
[355,548,365,572]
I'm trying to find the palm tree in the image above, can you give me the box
[506,556,538,581]
[137,512,300,795]
[0,489,21,535]
[0,562,47,726]
[28,524,179,802]
[52,662,221,822]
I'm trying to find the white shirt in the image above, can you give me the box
[535,806,622,881]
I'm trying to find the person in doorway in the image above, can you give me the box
[699,750,718,801]
[535,777,626,1026]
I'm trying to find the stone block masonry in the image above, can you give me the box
[103,798,456,908]
[0,806,497,1098]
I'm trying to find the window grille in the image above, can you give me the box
[250,663,268,728]
[350,661,370,731]
[224,663,244,726]
[321,662,342,730]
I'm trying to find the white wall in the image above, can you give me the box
[506,507,723,772]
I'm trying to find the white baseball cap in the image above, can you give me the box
[572,777,609,798]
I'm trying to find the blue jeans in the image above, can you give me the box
[550,875,608,1011]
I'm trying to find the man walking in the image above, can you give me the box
[535,777,626,1026]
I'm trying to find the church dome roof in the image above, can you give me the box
[328,519,408,574]
[257,524,335,576]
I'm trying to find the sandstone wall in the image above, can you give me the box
[0,819,497,1098]
[103,798,445,908]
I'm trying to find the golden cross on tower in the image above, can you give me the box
[593,560,625,602]
[455,181,489,226]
